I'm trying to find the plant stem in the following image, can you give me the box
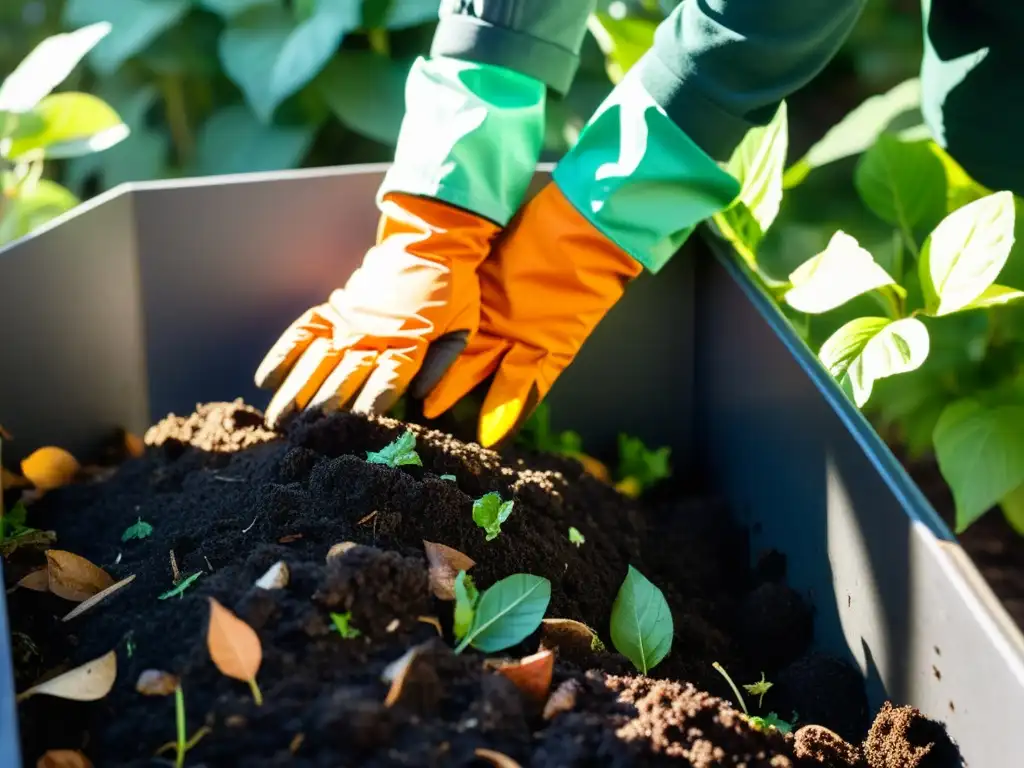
[161,74,193,168]
[712,661,749,716]
[453,636,470,655]
[174,685,186,768]
[248,676,263,706]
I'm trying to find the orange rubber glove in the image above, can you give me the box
[254,192,500,427]
[421,182,643,447]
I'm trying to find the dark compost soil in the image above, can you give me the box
[5,400,963,767]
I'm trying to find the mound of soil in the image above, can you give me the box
[5,400,962,766]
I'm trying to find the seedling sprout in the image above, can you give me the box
[330,611,361,639]
[712,662,795,734]
[568,527,585,546]
[366,429,422,467]
[121,517,153,542]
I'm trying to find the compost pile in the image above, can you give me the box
[5,400,963,767]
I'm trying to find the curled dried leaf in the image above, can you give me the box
[17,650,117,703]
[417,615,443,636]
[474,748,523,768]
[543,678,581,721]
[46,550,116,602]
[540,618,605,656]
[37,750,93,768]
[21,447,80,491]
[495,650,554,704]
[254,561,289,590]
[135,669,180,696]
[326,541,358,561]
[63,575,136,621]
[15,568,50,593]
[422,540,476,600]
[382,646,419,707]
[124,432,145,458]
[206,598,263,704]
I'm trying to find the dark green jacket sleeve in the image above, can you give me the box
[635,0,867,162]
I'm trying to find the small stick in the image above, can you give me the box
[169,550,181,584]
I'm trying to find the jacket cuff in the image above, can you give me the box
[378,55,545,227]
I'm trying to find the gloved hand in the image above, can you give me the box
[254,193,499,427]
[421,60,743,447]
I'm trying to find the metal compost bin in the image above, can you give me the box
[1,164,1023,767]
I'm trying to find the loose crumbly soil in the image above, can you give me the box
[5,400,962,767]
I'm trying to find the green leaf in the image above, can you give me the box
[783,77,921,188]
[365,429,422,467]
[64,0,191,76]
[784,231,896,314]
[472,492,514,542]
[121,517,153,542]
[0,179,79,246]
[330,611,361,638]
[749,712,796,735]
[818,317,930,408]
[743,673,773,709]
[854,135,946,230]
[199,0,276,18]
[616,434,671,491]
[219,1,360,123]
[724,101,789,239]
[0,23,111,113]
[193,105,315,176]
[568,527,585,547]
[934,399,1024,533]
[453,569,478,641]
[440,474,456,482]
[5,93,127,161]
[609,565,673,674]
[0,500,33,540]
[158,571,202,600]
[455,573,551,653]
[515,401,583,455]
[317,52,412,145]
[1000,483,1024,537]
[958,284,1024,311]
[586,13,657,84]
[918,190,1016,316]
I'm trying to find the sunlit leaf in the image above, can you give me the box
[17,650,117,702]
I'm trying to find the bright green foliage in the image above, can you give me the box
[587,12,657,85]
[330,611,361,639]
[749,712,796,735]
[159,571,202,600]
[0,500,36,543]
[0,22,127,246]
[516,402,583,456]
[854,135,945,234]
[568,526,585,547]
[366,429,422,468]
[472,491,513,542]
[122,517,154,541]
[616,435,671,492]
[743,672,773,709]
[453,572,551,654]
[610,565,673,674]
[452,569,478,641]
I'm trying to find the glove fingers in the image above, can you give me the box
[421,335,509,420]
[478,344,546,448]
[306,347,379,415]
[350,344,426,416]
[255,307,335,391]
[408,330,470,400]
[264,337,341,428]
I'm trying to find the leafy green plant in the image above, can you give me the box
[366,429,421,467]
[615,434,672,497]
[609,564,672,674]
[330,610,360,639]
[516,401,583,456]
[472,491,513,541]
[712,662,795,734]
[568,526,585,547]
[122,517,153,541]
[159,570,202,600]
[0,22,127,246]
[452,570,551,654]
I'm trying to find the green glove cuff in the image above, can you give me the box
[551,60,741,274]
[378,55,545,227]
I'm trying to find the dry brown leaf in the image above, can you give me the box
[62,574,136,621]
[474,748,523,768]
[542,678,581,720]
[16,650,116,703]
[37,750,93,768]
[539,618,605,657]
[2,466,30,489]
[325,541,357,561]
[278,533,303,544]
[45,550,115,602]
[124,432,145,458]
[417,616,443,636]
[422,540,475,601]
[254,561,289,590]
[21,447,81,491]
[289,733,305,754]
[207,597,263,704]
[494,650,554,704]
[382,646,419,707]
[135,669,180,696]
[15,568,50,593]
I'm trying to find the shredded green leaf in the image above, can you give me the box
[158,571,202,600]
[453,570,479,641]
[568,527,585,547]
[440,474,456,482]
[743,672,773,709]
[748,712,796,734]
[330,611,361,639]
[122,517,153,542]
[366,429,423,468]
[472,492,514,541]
[516,402,583,455]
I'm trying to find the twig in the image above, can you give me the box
[357,511,378,526]
[242,516,258,533]
[169,550,181,584]
[204,555,213,572]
